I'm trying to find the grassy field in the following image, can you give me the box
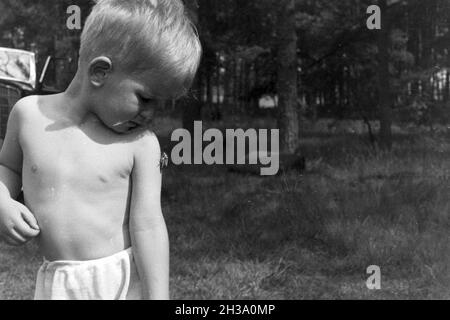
[1,118,450,299]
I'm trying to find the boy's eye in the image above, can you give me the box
[139,95,155,104]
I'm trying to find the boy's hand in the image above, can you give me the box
[0,198,40,246]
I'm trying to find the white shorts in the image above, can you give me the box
[34,247,142,300]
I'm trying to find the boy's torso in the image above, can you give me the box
[20,95,142,261]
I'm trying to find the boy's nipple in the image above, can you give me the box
[31,165,38,173]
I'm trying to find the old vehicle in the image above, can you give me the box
[0,47,56,139]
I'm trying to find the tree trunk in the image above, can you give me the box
[182,0,202,134]
[206,65,213,113]
[216,55,222,118]
[276,0,299,154]
[216,62,221,107]
[407,3,419,98]
[377,0,392,150]
[445,70,450,102]
[232,58,240,116]
[252,61,260,113]
[238,60,245,112]
[223,57,233,107]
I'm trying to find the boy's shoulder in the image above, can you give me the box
[12,94,39,110]
[130,129,164,173]
[8,95,42,123]
[132,129,161,158]
[11,94,52,115]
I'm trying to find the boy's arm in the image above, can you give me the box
[0,98,39,245]
[0,99,25,198]
[130,132,169,300]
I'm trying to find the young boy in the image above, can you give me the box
[0,0,201,299]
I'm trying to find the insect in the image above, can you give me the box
[159,152,169,172]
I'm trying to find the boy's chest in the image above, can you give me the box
[20,121,134,185]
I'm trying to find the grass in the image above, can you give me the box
[1,118,450,299]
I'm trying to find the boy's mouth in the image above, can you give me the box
[111,115,151,133]
[112,120,139,127]
[110,121,138,134]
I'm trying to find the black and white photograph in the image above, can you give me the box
[0,0,449,304]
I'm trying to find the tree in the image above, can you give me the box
[182,0,203,135]
[276,0,299,154]
[377,0,393,149]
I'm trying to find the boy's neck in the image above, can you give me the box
[62,70,93,124]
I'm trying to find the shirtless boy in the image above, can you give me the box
[0,0,201,299]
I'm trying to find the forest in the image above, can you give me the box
[2,0,450,151]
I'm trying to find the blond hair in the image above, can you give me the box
[80,0,202,98]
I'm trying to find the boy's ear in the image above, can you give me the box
[88,56,113,87]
